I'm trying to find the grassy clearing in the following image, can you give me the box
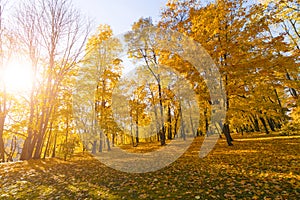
[0,134,299,199]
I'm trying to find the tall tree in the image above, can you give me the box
[0,0,15,162]
[14,0,90,160]
[76,24,122,153]
[125,17,168,145]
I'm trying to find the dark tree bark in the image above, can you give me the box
[167,104,172,140]
[222,123,233,146]
[260,116,270,134]
[249,115,260,132]
[267,117,276,132]
[135,120,139,146]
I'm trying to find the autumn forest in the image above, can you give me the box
[0,0,299,199]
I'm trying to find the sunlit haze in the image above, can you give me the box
[4,60,33,93]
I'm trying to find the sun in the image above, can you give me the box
[3,59,33,94]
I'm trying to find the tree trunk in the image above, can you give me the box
[167,104,172,140]
[63,117,69,161]
[43,125,53,159]
[286,71,298,98]
[204,107,209,135]
[112,134,115,147]
[259,116,269,134]
[149,89,160,142]
[20,75,37,160]
[92,140,97,154]
[135,118,139,146]
[130,117,135,147]
[34,93,55,159]
[106,135,111,151]
[99,131,103,152]
[179,103,186,140]
[249,114,260,132]
[267,117,276,132]
[189,111,195,137]
[158,81,166,145]
[7,136,17,162]
[160,126,166,145]
[0,116,6,162]
[222,123,233,146]
[51,132,57,158]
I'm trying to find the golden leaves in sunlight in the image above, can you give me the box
[0,134,299,199]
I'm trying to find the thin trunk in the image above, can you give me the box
[249,114,260,132]
[99,130,103,152]
[64,116,69,161]
[260,116,269,134]
[173,110,180,138]
[34,91,56,159]
[188,101,195,137]
[135,120,139,146]
[179,102,186,140]
[150,89,160,142]
[158,80,165,145]
[167,104,172,140]
[106,135,111,151]
[112,134,115,147]
[204,107,209,135]
[130,117,135,147]
[51,132,57,158]
[143,54,165,145]
[223,74,233,145]
[0,115,5,162]
[274,88,286,119]
[7,136,17,162]
[267,117,276,132]
[285,70,298,98]
[92,140,97,154]
[43,122,53,159]
[20,55,38,160]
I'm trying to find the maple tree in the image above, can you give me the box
[160,0,299,145]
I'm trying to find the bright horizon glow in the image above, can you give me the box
[3,59,33,94]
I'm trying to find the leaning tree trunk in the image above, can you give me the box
[222,123,233,146]
[158,82,166,145]
[259,116,269,134]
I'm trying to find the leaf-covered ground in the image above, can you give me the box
[0,134,299,199]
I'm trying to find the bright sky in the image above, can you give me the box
[73,0,168,35]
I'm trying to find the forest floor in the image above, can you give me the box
[0,133,299,199]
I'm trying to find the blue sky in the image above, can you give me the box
[74,0,168,35]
